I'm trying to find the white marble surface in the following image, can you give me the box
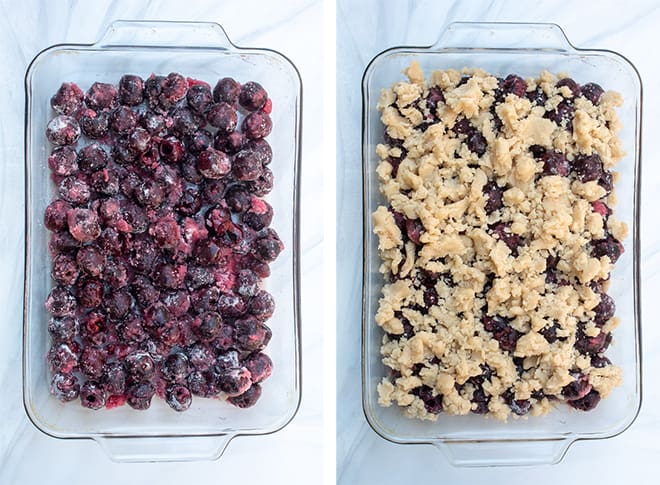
[0,0,322,483]
[337,0,660,482]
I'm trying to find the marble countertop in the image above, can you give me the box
[0,0,322,483]
[337,0,660,482]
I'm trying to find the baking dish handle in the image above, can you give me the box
[97,20,236,49]
[434,22,575,51]
[95,434,234,463]
[436,438,572,467]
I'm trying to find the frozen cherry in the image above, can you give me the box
[187,344,216,372]
[245,139,272,165]
[592,236,624,263]
[235,317,269,351]
[197,148,231,179]
[133,178,164,208]
[228,383,262,408]
[48,316,78,343]
[233,149,263,181]
[466,131,487,156]
[243,352,273,383]
[126,127,151,155]
[85,82,118,110]
[490,222,521,254]
[544,99,575,130]
[572,153,604,182]
[180,157,203,184]
[242,111,272,140]
[236,269,259,297]
[593,293,616,325]
[47,342,78,373]
[166,384,192,412]
[500,74,527,97]
[124,351,155,380]
[215,131,246,154]
[187,84,213,113]
[159,72,188,109]
[185,129,213,154]
[526,87,548,106]
[132,276,160,309]
[482,315,522,352]
[44,199,72,231]
[568,389,601,411]
[118,74,144,106]
[253,230,284,263]
[48,147,78,176]
[45,286,77,317]
[215,367,252,397]
[193,311,223,340]
[50,372,80,402]
[78,142,109,173]
[177,186,202,215]
[162,352,191,383]
[161,290,191,317]
[80,111,110,139]
[126,381,155,410]
[80,381,106,410]
[104,258,129,289]
[214,77,241,105]
[581,82,605,105]
[90,169,120,196]
[557,77,580,97]
[202,179,227,204]
[49,231,80,254]
[483,181,503,214]
[140,110,167,134]
[248,290,275,321]
[78,278,104,308]
[218,292,246,318]
[46,115,81,146]
[58,176,90,205]
[540,151,570,177]
[206,102,237,134]
[51,82,84,115]
[149,216,181,250]
[239,81,267,111]
[51,253,79,285]
[104,289,132,320]
[562,373,592,401]
[159,136,185,163]
[426,86,445,112]
[101,361,127,395]
[80,346,106,379]
[109,106,138,134]
[225,186,251,213]
[154,264,187,289]
[76,245,105,277]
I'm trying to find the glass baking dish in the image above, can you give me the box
[23,20,302,463]
[362,22,642,467]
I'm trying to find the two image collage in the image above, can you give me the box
[0,0,658,483]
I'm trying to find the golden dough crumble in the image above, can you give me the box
[373,63,625,421]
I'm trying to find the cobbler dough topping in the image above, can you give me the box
[373,64,625,421]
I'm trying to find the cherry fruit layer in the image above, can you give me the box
[44,74,281,412]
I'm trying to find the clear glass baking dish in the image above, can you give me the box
[362,22,642,467]
[23,20,302,463]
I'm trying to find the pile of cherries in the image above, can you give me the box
[44,73,282,412]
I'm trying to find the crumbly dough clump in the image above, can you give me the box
[374,64,625,421]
